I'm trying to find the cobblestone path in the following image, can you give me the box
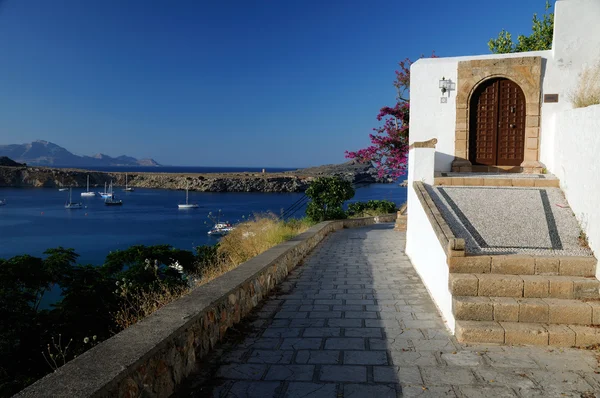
[184,224,600,397]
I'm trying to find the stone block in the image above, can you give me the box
[569,325,600,347]
[448,274,479,296]
[501,322,548,345]
[450,177,465,186]
[588,301,600,325]
[521,275,549,298]
[535,257,559,275]
[462,177,484,186]
[559,257,596,277]
[534,179,560,188]
[518,298,549,323]
[453,297,493,321]
[435,177,452,186]
[491,255,535,275]
[477,274,523,297]
[526,137,539,150]
[524,149,538,161]
[449,256,492,274]
[544,299,592,325]
[546,324,576,347]
[513,178,535,187]
[483,178,513,187]
[455,320,505,344]
[547,276,573,298]
[573,278,600,299]
[490,297,519,322]
[526,115,540,127]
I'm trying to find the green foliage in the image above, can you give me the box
[0,244,198,396]
[347,200,398,217]
[489,1,554,54]
[195,244,224,271]
[305,176,355,222]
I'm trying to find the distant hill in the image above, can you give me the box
[0,141,160,167]
[0,156,23,167]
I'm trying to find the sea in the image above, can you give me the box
[0,166,407,265]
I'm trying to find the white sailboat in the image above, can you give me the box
[104,181,123,206]
[123,173,134,192]
[81,175,96,197]
[65,188,83,209]
[178,185,198,209]
[99,182,111,198]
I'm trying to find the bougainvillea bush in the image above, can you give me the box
[346,54,435,179]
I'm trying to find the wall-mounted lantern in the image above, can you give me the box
[439,77,455,96]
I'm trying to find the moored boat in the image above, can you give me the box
[104,182,122,206]
[208,222,234,236]
[123,173,134,192]
[0,199,6,206]
[65,188,83,209]
[178,185,198,209]
[81,175,96,197]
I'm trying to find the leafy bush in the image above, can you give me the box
[347,200,398,218]
[305,176,355,223]
[570,62,600,108]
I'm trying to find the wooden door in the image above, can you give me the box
[469,78,526,166]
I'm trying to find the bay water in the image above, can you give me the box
[0,183,406,264]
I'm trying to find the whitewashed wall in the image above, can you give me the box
[409,0,600,172]
[406,146,455,332]
[405,184,455,333]
[540,0,600,172]
[554,105,600,277]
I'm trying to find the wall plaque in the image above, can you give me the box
[544,94,559,103]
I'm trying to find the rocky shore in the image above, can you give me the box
[0,161,390,193]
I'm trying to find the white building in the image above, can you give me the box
[406,0,600,339]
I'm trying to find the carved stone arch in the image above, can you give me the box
[453,57,543,172]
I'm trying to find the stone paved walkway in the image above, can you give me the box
[182,224,600,398]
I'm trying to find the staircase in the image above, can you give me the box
[449,255,600,346]
[415,177,600,347]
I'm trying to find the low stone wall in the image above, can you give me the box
[16,214,397,398]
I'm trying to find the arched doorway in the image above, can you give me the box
[468,78,526,166]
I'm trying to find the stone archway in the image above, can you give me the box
[452,57,543,173]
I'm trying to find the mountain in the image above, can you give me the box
[0,141,160,167]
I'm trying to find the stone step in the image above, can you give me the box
[448,255,596,277]
[453,296,600,325]
[455,320,600,347]
[449,273,600,299]
[434,176,560,188]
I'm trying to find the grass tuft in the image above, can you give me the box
[217,214,313,266]
[570,62,600,108]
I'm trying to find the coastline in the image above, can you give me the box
[0,162,390,193]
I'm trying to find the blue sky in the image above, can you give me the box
[0,0,550,167]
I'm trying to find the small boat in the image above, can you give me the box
[99,182,112,198]
[0,199,6,206]
[65,188,83,209]
[104,197,123,206]
[104,182,122,206]
[208,222,234,236]
[178,185,198,209]
[123,173,134,192]
[58,188,69,192]
[81,175,96,197]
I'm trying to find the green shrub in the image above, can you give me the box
[347,200,397,218]
[305,176,355,223]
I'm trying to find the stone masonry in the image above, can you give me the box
[181,225,600,398]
